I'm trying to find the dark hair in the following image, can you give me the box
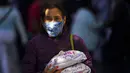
[0,0,10,6]
[41,3,66,18]
[40,3,70,34]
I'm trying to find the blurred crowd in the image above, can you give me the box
[0,0,130,73]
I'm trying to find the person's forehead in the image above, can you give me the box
[45,8,62,16]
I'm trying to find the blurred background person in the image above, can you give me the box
[62,0,89,31]
[92,0,112,24]
[69,0,114,73]
[27,0,42,38]
[102,0,130,73]
[92,0,113,64]
[71,0,101,56]
[0,0,28,73]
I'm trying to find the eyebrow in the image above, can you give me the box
[45,16,62,18]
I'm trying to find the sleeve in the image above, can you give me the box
[14,8,28,44]
[22,40,37,73]
[73,35,95,73]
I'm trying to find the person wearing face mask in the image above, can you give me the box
[22,3,95,73]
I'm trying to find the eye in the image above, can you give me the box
[44,16,52,21]
[54,16,62,21]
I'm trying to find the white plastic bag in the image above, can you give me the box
[47,50,87,69]
[61,63,91,73]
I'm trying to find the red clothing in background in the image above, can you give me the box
[28,1,40,33]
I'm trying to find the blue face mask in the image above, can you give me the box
[43,21,64,37]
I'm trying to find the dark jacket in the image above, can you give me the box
[22,30,95,73]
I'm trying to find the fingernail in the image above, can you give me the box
[56,66,59,69]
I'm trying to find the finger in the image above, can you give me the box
[44,64,52,72]
[55,69,64,73]
[51,66,59,73]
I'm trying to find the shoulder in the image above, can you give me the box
[73,35,81,41]
[72,34,88,52]
[0,7,20,20]
[73,8,96,25]
[73,35,84,44]
[28,34,46,44]
[76,8,92,14]
[72,34,87,48]
[75,8,95,19]
[0,7,18,15]
[29,34,42,42]
[11,7,21,17]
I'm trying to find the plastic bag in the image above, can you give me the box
[61,63,91,73]
[47,50,87,69]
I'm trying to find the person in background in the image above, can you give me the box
[91,0,113,63]
[102,0,130,73]
[28,0,42,36]
[62,0,90,30]
[22,3,95,73]
[71,0,102,56]
[92,0,112,24]
[0,0,28,73]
